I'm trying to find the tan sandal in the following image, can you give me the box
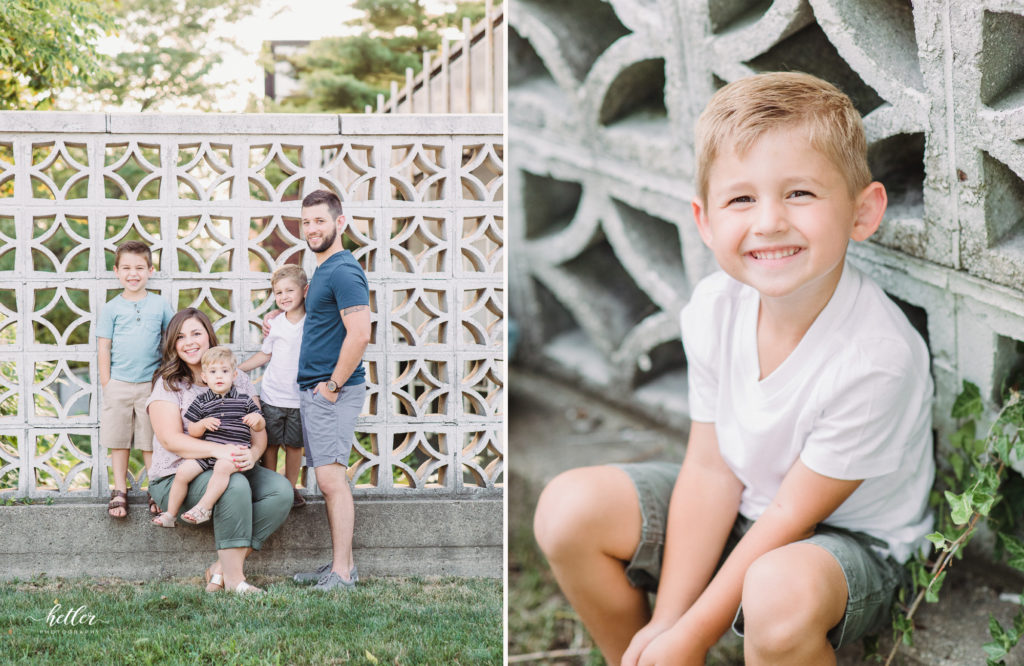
[231,580,264,594]
[181,505,212,525]
[205,565,224,592]
[151,511,176,528]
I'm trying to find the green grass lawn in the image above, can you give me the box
[0,575,501,665]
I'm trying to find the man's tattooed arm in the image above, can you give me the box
[342,304,370,316]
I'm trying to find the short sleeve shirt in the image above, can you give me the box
[260,313,304,408]
[145,370,258,480]
[183,386,261,448]
[96,293,175,383]
[297,250,369,390]
[679,263,935,563]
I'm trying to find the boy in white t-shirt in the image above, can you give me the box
[533,72,935,665]
[240,265,308,508]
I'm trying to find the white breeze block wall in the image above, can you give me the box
[508,0,1024,447]
[0,112,504,500]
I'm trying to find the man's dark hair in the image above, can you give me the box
[301,189,343,221]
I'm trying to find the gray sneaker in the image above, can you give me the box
[294,563,358,585]
[312,570,356,591]
[293,562,331,585]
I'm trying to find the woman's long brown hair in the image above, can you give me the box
[151,308,219,391]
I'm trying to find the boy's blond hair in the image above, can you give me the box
[201,346,236,370]
[695,72,871,202]
[271,264,307,290]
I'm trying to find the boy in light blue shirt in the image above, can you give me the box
[97,240,174,519]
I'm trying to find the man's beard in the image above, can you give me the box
[307,226,337,253]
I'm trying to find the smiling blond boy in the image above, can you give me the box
[534,72,935,665]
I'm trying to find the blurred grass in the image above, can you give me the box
[508,470,602,665]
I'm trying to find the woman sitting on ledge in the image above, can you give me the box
[146,308,293,593]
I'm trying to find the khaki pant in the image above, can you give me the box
[100,379,154,451]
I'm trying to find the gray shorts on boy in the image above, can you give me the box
[615,461,906,649]
[262,403,305,448]
[298,384,364,468]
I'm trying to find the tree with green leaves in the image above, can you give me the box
[269,0,490,113]
[84,0,261,111]
[0,0,112,109]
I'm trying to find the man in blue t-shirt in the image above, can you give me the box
[291,189,371,592]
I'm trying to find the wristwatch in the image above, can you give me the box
[326,379,340,393]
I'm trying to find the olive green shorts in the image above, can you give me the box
[614,461,905,649]
[149,464,292,551]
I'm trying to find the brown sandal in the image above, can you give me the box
[147,493,160,516]
[107,490,128,519]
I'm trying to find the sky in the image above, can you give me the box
[209,0,365,112]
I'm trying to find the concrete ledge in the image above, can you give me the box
[0,112,107,133]
[0,497,502,579]
[341,114,503,135]
[107,113,341,135]
[0,113,504,137]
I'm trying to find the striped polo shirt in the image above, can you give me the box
[183,387,261,448]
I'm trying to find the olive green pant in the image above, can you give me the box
[149,465,293,550]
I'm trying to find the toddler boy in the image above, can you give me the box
[97,240,174,519]
[152,346,265,527]
[240,264,309,507]
[534,72,935,665]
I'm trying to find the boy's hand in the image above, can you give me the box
[636,623,707,666]
[621,620,674,666]
[242,412,265,431]
[261,309,283,336]
[199,417,220,432]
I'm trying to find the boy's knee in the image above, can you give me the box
[214,458,236,473]
[742,546,839,653]
[533,468,603,558]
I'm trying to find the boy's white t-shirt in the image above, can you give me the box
[680,262,934,563]
[259,313,304,408]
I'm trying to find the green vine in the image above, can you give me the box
[887,381,1024,666]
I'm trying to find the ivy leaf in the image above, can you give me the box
[952,381,983,419]
[893,612,914,646]
[982,640,1007,661]
[946,490,973,525]
[1013,437,1024,462]
[1014,609,1024,638]
[994,433,1012,464]
[990,615,1008,643]
[975,491,997,517]
[950,452,965,482]
[950,422,976,451]
[926,532,948,550]
[915,562,931,588]
[925,571,946,603]
[999,534,1024,571]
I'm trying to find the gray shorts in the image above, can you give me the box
[262,403,304,448]
[615,461,905,649]
[298,384,364,468]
